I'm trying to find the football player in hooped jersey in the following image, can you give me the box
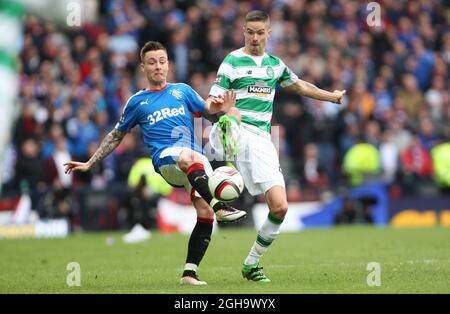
[64,41,246,286]
[209,11,346,282]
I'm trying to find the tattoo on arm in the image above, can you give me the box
[87,128,126,166]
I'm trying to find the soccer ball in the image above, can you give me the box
[208,166,244,202]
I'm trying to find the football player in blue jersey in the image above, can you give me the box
[64,41,246,286]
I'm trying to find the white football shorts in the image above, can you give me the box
[156,146,213,200]
[209,122,285,196]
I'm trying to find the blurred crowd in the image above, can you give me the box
[2,0,450,222]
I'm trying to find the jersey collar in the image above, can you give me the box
[147,83,169,92]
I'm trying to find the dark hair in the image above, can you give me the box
[245,10,270,24]
[140,41,167,61]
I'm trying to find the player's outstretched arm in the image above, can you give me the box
[64,128,126,174]
[205,90,236,114]
[287,79,346,104]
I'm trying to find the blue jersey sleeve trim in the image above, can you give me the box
[116,94,140,133]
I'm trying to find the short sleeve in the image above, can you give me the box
[183,84,206,114]
[115,96,139,132]
[278,61,299,88]
[209,60,235,96]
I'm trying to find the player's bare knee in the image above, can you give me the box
[178,149,201,172]
[270,202,288,219]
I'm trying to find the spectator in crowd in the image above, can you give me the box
[417,117,440,152]
[425,75,448,122]
[300,143,329,189]
[372,77,394,120]
[430,139,450,195]
[396,74,424,121]
[107,0,145,54]
[343,139,381,187]
[14,137,46,208]
[39,135,76,221]
[123,157,172,233]
[65,109,100,159]
[379,130,400,185]
[389,118,413,153]
[114,130,144,182]
[400,134,433,194]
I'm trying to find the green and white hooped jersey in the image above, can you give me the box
[209,48,299,133]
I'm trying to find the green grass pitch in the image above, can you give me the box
[0,226,448,293]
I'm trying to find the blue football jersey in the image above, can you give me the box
[115,83,206,171]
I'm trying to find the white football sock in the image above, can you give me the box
[244,212,283,265]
